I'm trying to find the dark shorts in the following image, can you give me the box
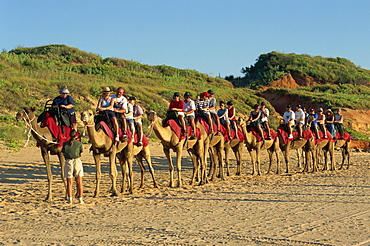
[102,110,116,119]
[250,120,261,127]
[116,112,125,118]
[126,118,134,124]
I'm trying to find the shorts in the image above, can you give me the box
[64,158,84,178]
[135,118,142,124]
[116,112,125,118]
[101,110,116,119]
[295,121,304,125]
[220,118,229,125]
[177,112,185,117]
[126,118,134,124]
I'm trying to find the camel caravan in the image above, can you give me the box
[16,86,351,202]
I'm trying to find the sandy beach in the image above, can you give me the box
[0,142,369,245]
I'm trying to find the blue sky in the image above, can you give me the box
[1,0,369,77]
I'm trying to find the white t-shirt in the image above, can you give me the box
[259,108,269,122]
[283,111,295,123]
[111,95,128,111]
[184,100,196,117]
[125,103,134,119]
[295,110,305,124]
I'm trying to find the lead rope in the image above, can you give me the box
[22,109,59,146]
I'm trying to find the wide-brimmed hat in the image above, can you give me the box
[207,89,215,95]
[59,86,69,94]
[102,87,111,92]
[326,109,333,113]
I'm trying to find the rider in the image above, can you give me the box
[317,108,328,138]
[196,92,215,134]
[217,101,232,139]
[130,96,144,146]
[259,102,271,140]
[207,89,221,135]
[283,105,295,139]
[248,104,264,140]
[308,108,320,139]
[168,92,187,135]
[325,109,336,139]
[53,86,77,131]
[96,87,120,142]
[334,108,344,139]
[295,105,305,139]
[111,87,128,139]
[183,92,197,139]
[227,101,238,138]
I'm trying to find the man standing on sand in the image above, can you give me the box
[62,130,84,204]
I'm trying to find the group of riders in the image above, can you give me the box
[52,86,346,145]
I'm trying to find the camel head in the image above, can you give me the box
[146,110,157,123]
[237,117,247,128]
[80,109,95,125]
[16,107,36,122]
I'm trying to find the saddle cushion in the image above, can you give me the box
[165,119,202,140]
[97,121,149,147]
[247,126,278,143]
[41,116,79,147]
[332,132,351,143]
[277,127,313,144]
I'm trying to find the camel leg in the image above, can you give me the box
[93,153,101,198]
[163,147,174,188]
[126,151,134,194]
[217,147,225,181]
[208,148,218,181]
[248,149,256,175]
[41,148,52,202]
[284,148,290,173]
[135,154,146,189]
[118,153,128,193]
[189,150,198,185]
[142,147,158,188]
[313,149,319,172]
[322,149,328,171]
[56,151,67,197]
[224,147,230,176]
[234,145,242,176]
[255,147,261,176]
[108,151,118,196]
[266,148,274,175]
[175,146,183,187]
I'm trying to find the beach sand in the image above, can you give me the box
[0,142,369,245]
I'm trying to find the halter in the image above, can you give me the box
[21,108,58,146]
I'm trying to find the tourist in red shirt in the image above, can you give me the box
[168,92,187,134]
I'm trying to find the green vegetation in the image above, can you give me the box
[0,44,263,142]
[238,51,370,88]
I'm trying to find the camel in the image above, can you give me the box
[146,111,205,187]
[81,110,133,197]
[16,107,66,202]
[305,135,334,172]
[237,117,280,175]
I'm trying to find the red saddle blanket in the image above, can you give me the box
[41,116,78,147]
[247,126,278,143]
[332,132,351,143]
[164,119,202,140]
[277,127,314,144]
[196,118,244,142]
[97,121,149,147]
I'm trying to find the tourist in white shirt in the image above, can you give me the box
[183,92,197,139]
[111,87,128,139]
[259,102,271,140]
[283,105,295,139]
[295,105,305,139]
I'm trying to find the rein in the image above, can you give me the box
[21,109,59,146]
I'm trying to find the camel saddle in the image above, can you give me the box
[164,119,202,140]
[247,126,277,143]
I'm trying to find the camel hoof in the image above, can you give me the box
[110,192,118,197]
[235,172,240,176]
[153,184,159,188]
